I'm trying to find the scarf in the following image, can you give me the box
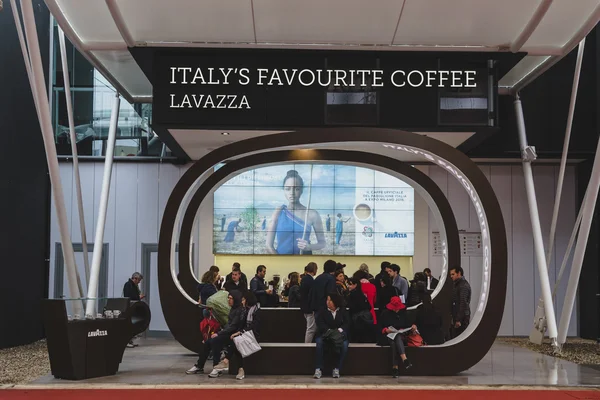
[246,304,259,325]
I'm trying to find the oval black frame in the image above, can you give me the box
[158,128,507,375]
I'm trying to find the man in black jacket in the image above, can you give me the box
[123,272,144,301]
[309,259,337,313]
[123,272,144,348]
[225,262,248,289]
[223,268,248,295]
[186,291,245,377]
[300,262,318,343]
[313,292,349,379]
[424,268,439,292]
[450,266,471,338]
[250,265,272,307]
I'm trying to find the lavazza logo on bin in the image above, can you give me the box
[88,329,108,338]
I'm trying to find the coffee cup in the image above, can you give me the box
[353,203,372,222]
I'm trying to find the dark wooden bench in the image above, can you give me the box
[228,342,433,376]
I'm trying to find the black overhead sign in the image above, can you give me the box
[150,49,502,129]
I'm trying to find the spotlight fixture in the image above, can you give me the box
[221,132,230,136]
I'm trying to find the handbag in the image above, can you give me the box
[322,329,345,353]
[406,332,425,347]
[233,330,262,358]
[352,309,374,326]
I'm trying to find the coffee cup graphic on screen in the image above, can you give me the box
[353,203,372,222]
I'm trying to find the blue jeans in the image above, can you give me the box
[315,335,349,371]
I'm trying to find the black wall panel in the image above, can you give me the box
[0,0,51,348]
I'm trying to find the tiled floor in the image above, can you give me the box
[30,338,600,387]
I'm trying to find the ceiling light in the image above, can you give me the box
[221,132,230,136]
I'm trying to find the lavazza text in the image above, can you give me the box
[168,67,477,109]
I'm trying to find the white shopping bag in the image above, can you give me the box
[233,330,262,358]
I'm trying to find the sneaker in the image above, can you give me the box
[126,342,135,348]
[214,360,229,371]
[236,368,245,380]
[208,368,222,378]
[392,367,399,378]
[313,368,322,379]
[332,368,340,378]
[403,359,413,370]
[186,365,203,375]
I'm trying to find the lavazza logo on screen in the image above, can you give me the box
[213,163,414,256]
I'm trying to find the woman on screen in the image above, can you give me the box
[266,170,326,255]
[223,218,242,243]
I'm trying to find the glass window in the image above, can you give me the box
[51,26,173,159]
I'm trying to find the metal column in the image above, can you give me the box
[557,133,600,346]
[514,95,559,350]
[58,27,91,285]
[85,93,120,318]
[18,0,83,312]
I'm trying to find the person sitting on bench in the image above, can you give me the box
[379,297,414,377]
[313,292,349,379]
[186,291,245,377]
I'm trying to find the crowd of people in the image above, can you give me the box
[185,261,472,379]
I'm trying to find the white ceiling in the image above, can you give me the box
[169,129,475,160]
[46,0,600,102]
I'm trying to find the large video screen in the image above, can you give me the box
[213,164,414,256]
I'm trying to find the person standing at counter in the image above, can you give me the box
[424,268,439,292]
[123,272,144,301]
[250,265,272,307]
[123,272,144,348]
[309,260,337,312]
[266,170,326,255]
[300,262,318,343]
[225,262,248,289]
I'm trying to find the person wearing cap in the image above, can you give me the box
[379,297,414,377]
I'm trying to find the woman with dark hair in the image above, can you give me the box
[228,291,261,380]
[313,292,349,379]
[347,277,374,342]
[209,265,223,289]
[287,272,302,308]
[415,287,444,345]
[376,274,400,311]
[198,270,219,306]
[335,269,349,299]
[379,297,414,377]
[407,272,427,307]
[353,270,377,324]
[266,170,326,255]
[186,291,246,377]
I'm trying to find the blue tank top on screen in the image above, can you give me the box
[276,205,312,255]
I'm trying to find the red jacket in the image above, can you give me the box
[360,280,377,324]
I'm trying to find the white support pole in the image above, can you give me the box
[85,93,120,318]
[514,95,559,349]
[19,0,83,310]
[58,27,91,285]
[552,189,585,299]
[557,134,600,346]
[546,38,586,268]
